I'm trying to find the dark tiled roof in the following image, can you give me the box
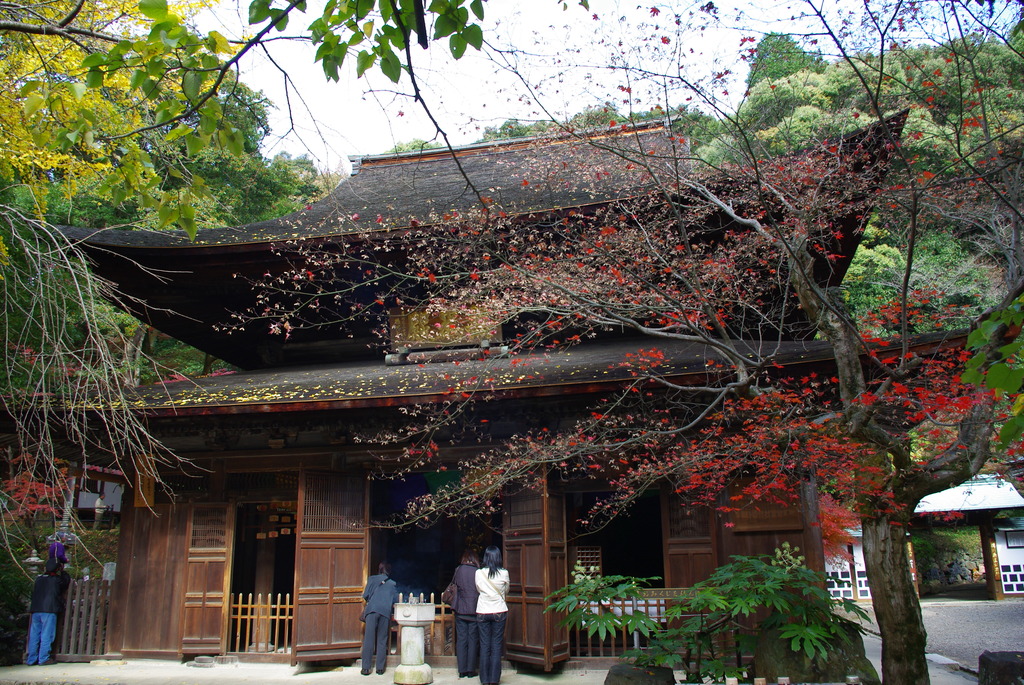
[58,117,906,370]
[61,125,682,248]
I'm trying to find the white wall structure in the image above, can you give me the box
[826,532,872,601]
[825,475,1024,601]
[994,517,1024,596]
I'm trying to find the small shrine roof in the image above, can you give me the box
[916,475,1024,514]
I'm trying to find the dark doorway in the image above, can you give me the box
[232,501,297,598]
[229,500,297,654]
[370,475,501,599]
[567,490,665,585]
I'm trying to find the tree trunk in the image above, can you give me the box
[861,514,930,685]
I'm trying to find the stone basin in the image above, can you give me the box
[394,602,435,626]
[392,601,435,684]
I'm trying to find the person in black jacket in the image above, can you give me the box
[360,562,398,676]
[25,558,70,666]
[450,549,481,678]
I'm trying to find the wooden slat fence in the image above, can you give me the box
[568,588,689,658]
[434,599,455,656]
[56,579,113,661]
[52,584,727,665]
[229,593,294,654]
[404,590,702,663]
[566,588,748,675]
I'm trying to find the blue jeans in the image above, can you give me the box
[455,613,479,675]
[477,612,506,684]
[26,612,57,665]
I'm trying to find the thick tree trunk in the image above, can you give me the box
[861,514,930,685]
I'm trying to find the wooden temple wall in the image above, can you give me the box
[103,465,823,662]
[107,501,190,658]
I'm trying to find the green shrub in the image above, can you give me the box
[547,546,867,683]
[0,547,32,666]
[545,563,662,643]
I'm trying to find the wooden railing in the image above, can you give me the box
[53,584,698,663]
[228,593,294,654]
[414,589,699,662]
[566,588,749,677]
[57,579,113,661]
[568,588,691,658]
[430,597,456,656]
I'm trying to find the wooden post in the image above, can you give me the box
[906,535,921,597]
[980,515,1005,601]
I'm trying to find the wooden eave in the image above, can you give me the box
[107,330,965,419]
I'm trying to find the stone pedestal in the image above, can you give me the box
[392,601,434,685]
[979,651,1024,685]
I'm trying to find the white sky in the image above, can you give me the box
[198,0,803,171]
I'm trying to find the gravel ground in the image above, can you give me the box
[919,597,1024,672]
[853,585,1024,673]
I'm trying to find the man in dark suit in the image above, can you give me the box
[360,562,398,675]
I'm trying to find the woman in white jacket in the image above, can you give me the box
[475,545,510,685]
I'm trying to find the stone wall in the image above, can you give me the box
[911,527,984,593]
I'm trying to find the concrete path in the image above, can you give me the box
[0,660,601,685]
[861,634,978,685]
[0,641,978,685]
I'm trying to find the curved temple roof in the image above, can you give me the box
[63,124,685,248]
[60,116,905,370]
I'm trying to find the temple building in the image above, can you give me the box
[55,117,920,667]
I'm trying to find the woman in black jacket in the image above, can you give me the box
[450,549,481,678]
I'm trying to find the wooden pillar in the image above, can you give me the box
[208,459,226,501]
[906,535,921,596]
[980,514,1005,601]
[104,490,134,657]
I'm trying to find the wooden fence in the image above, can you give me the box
[228,593,294,654]
[425,589,697,662]
[51,584,701,664]
[568,589,686,658]
[56,579,113,661]
[567,588,747,674]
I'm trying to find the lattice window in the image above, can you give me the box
[191,507,227,549]
[506,492,543,528]
[303,474,363,533]
[226,472,299,493]
[1002,564,1024,594]
[855,570,872,599]
[575,546,602,576]
[668,505,710,539]
[162,473,210,494]
[826,570,854,600]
